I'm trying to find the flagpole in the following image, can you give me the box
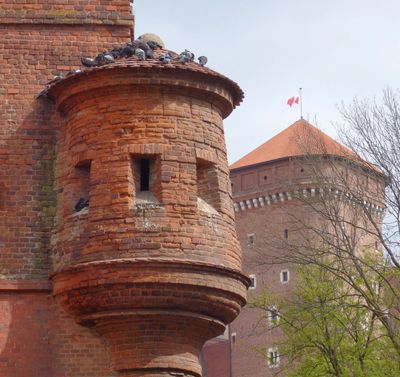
[299,87,303,119]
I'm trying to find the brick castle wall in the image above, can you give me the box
[0,2,132,375]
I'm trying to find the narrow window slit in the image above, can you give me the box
[140,158,150,191]
[73,161,91,213]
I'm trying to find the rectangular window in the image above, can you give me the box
[280,269,289,284]
[131,154,161,202]
[267,348,280,368]
[249,274,257,290]
[248,233,255,246]
[267,305,279,326]
[73,161,91,214]
[284,229,288,239]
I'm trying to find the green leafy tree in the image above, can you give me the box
[252,264,398,377]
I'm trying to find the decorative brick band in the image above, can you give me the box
[234,187,385,216]
[0,11,133,26]
[51,257,251,290]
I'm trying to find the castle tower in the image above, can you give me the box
[224,119,387,377]
[47,48,248,376]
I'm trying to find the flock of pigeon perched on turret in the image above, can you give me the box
[37,35,208,99]
[80,36,207,68]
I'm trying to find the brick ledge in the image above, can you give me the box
[0,279,51,292]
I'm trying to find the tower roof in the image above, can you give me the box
[230,119,356,170]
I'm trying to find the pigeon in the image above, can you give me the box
[185,49,194,62]
[75,198,89,212]
[109,46,124,59]
[64,69,82,77]
[47,74,64,85]
[133,39,154,59]
[159,53,172,64]
[135,48,146,60]
[95,52,114,66]
[146,40,163,50]
[121,43,136,58]
[134,39,151,52]
[178,50,193,64]
[144,48,154,59]
[81,57,96,68]
[137,35,163,50]
[198,56,208,67]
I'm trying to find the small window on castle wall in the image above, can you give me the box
[280,270,289,284]
[132,155,161,202]
[249,274,257,290]
[248,233,255,246]
[267,348,280,368]
[267,305,279,326]
[284,229,288,239]
[73,161,91,213]
[231,332,237,345]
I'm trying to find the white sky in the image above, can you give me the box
[134,0,400,164]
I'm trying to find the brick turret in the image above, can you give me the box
[48,53,248,376]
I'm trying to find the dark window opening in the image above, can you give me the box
[248,233,255,245]
[249,274,256,289]
[284,229,288,239]
[131,154,161,203]
[281,270,289,283]
[140,159,150,191]
[73,161,91,213]
[300,168,304,173]
[264,175,268,180]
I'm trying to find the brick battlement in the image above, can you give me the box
[233,187,385,216]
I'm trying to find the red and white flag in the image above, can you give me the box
[287,96,299,107]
